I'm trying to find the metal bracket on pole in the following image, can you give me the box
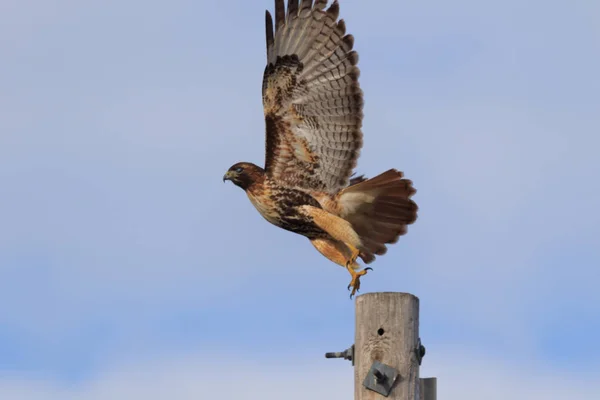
[324,344,354,366]
[415,338,426,366]
[363,360,399,397]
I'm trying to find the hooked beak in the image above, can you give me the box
[223,171,233,183]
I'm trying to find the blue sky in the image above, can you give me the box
[1,0,599,398]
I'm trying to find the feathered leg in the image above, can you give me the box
[310,237,372,299]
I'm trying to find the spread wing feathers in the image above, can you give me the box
[263,0,364,194]
[336,169,418,263]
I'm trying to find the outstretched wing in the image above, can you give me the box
[262,0,363,194]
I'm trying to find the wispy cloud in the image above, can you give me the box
[0,349,598,400]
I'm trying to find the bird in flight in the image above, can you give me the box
[224,0,418,298]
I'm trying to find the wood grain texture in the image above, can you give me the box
[355,292,420,400]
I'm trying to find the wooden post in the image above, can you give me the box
[355,292,420,400]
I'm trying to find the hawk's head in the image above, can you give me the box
[223,162,265,190]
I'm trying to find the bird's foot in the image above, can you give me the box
[347,244,360,266]
[346,264,372,299]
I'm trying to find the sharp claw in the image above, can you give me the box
[346,259,368,299]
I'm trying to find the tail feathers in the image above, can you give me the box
[337,169,418,264]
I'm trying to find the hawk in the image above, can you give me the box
[224,0,418,297]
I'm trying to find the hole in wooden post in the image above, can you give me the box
[377,328,385,336]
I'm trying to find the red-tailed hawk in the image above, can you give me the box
[224,0,418,297]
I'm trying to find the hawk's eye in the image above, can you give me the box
[234,167,244,173]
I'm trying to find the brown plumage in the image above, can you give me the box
[224,0,418,297]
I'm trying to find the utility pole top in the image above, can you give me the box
[355,292,422,400]
[324,292,437,400]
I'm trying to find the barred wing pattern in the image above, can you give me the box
[262,0,364,194]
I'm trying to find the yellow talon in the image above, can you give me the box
[346,265,372,299]
[347,244,360,265]
[345,247,372,299]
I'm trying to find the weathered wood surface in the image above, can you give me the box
[354,292,420,400]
